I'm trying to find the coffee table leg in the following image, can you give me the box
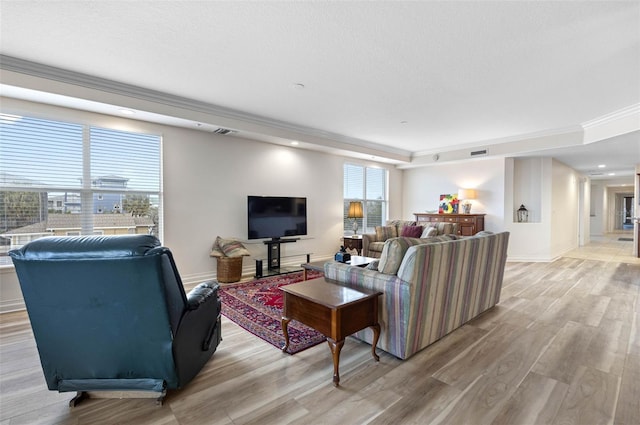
[327,338,345,386]
[370,323,381,362]
[281,317,291,352]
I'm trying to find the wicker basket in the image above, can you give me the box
[216,256,243,283]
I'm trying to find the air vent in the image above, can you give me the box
[213,128,235,135]
[470,149,487,156]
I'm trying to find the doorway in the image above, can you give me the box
[615,193,635,230]
[622,196,634,230]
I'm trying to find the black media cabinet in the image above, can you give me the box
[254,238,311,278]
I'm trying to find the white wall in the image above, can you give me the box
[505,157,553,261]
[550,159,581,258]
[579,176,591,246]
[402,157,506,231]
[504,158,581,261]
[0,98,403,311]
[590,181,606,235]
[636,164,640,257]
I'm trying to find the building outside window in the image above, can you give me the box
[343,163,388,234]
[0,113,162,263]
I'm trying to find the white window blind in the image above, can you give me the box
[0,113,161,261]
[343,163,387,234]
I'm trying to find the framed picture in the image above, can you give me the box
[439,194,459,214]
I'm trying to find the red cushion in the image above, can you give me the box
[400,225,423,238]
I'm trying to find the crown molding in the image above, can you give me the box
[0,55,411,161]
[581,103,640,129]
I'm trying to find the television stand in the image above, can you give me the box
[264,238,299,271]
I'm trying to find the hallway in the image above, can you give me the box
[565,232,639,264]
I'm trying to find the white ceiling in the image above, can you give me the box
[0,1,639,178]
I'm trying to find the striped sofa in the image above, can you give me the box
[362,220,459,258]
[324,231,510,360]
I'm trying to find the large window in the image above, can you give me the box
[0,113,161,263]
[343,163,387,234]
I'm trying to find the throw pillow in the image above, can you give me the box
[377,237,425,275]
[375,225,397,242]
[215,236,251,257]
[474,231,494,237]
[401,225,423,238]
[209,245,225,258]
[420,226,438,238]
[365,260,380,270]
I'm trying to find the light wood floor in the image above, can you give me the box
[1,234,638,424]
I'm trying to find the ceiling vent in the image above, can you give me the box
[470,149,487,156]
[212,128,236,135]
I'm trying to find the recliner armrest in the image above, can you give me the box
[186,281,220,310]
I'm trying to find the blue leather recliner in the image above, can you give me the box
[9,234,222,405]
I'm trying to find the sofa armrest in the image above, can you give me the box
[324,260,412,359]
[362,233,377,257]
[324,261,404,293]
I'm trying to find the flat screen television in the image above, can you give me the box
[247,196,307,240]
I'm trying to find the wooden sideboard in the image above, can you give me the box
[414,213,485,236]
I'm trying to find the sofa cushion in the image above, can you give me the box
[436,222,458,235]
[420,226,438,238]
[378,237,428,275]
[375,225,398,241]
[401,225,424,238]
[388,219,417,228]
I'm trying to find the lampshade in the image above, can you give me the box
[347,201,364,218]
[458,188,476,200]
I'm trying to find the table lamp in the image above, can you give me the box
[458,188,477,214]
[347,201,364,235]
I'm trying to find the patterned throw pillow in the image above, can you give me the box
[375,225,398,242]
[401,225,423,238]
[215,236,251,257]
[420,226,438,238]
[209,244,225,258]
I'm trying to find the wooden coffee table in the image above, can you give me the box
[281,277,382,386]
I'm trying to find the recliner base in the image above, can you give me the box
[69,389,167,407]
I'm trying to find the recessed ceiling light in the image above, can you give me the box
[598,164,606,168]
[119,109,135,115]
[608,173,615,176]
[291,141,299,146]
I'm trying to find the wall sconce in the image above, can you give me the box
[347,201,364,235]
[458,188,477,214]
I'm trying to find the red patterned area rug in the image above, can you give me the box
[219,270,326,354]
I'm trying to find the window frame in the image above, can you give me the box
[343,163,388,235]
[0,113,163,260]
